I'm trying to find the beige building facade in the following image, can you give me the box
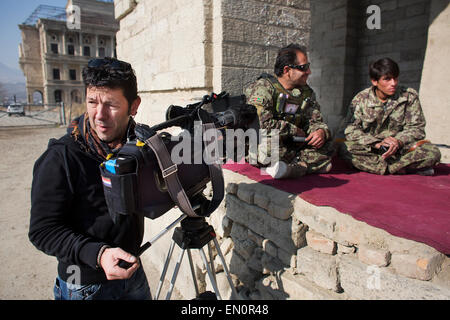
[19,0,118,105]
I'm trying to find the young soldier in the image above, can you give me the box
[341,57,441,175]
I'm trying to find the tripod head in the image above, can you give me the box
[173,217,216,249]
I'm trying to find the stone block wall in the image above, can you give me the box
[204,170,450,299]
[115,0,311,126]
[309,0,433,137]
[115,0,214,126]
[354,0,431,92]
[219,0,311,95]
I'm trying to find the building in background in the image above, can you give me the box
[18,0,118,105]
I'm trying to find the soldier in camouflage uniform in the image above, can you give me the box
[341,57,441,175]
[245,43,334,179]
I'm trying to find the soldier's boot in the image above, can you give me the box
[408,167,435,176]
[265,161,307,179]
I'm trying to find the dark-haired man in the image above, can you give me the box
[341,57,441,175]
[29,57,151,299]
[245,43,333,179]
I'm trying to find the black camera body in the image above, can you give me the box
[100,92,257,224]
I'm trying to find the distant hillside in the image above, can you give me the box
[0,62,25,84]
[0,62,26,103]
[2,82,27,103]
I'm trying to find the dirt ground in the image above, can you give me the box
[0,126,182,300]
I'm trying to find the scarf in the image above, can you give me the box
[69,112,136,161]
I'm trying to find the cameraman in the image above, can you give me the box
[29,58,151,300]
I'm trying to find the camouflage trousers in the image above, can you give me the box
[280,140,334,176]
[339,141,441,175]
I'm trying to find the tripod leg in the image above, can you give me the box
[155,240,176,300]
[199,247,222,300]
[208,242,217,284]
[186,249,200,298]
[212,237,240,299]
[165,247,185,300]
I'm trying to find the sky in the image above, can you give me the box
[0,0,67,71]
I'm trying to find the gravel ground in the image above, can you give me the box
[0,126,182,300]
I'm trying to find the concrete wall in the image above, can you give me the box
[420,0,450,162]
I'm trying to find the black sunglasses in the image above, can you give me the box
[88,58,131,71]
[288,62,310,72]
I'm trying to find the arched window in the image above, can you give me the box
[33,91,43,104]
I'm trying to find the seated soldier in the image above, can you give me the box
[245,43,334,179]
[341,57,441,175]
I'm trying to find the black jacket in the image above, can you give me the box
[29,134,144,284]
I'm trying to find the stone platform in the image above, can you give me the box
[142,169,450,300]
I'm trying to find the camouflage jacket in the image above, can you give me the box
[344,86,426,148]
[244,74,331,140]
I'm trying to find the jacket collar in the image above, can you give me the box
[367,86,407,108]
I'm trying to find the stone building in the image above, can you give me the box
[18,0,118,105]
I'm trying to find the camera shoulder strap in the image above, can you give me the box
[144,124,224,217]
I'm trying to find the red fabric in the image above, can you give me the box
[222,158,450,254]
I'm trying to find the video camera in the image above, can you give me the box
[100,92,257,224]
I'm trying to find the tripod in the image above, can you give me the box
[154,216,239,300]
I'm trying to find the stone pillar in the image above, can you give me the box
[79,32,83,56]
[110,35,114,58]
[62,32,67,55]
[419,0,450,162]
[95,34,99,57]
[42,27,48,55]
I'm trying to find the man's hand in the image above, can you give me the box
[305,129,326,149]
[99,247,139,280]
[374,136,403,160]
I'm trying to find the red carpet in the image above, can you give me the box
[222,158,450,254]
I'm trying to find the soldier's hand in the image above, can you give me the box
[306,129,326,149]
[380,136,402,160]
[99,247,139,280]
